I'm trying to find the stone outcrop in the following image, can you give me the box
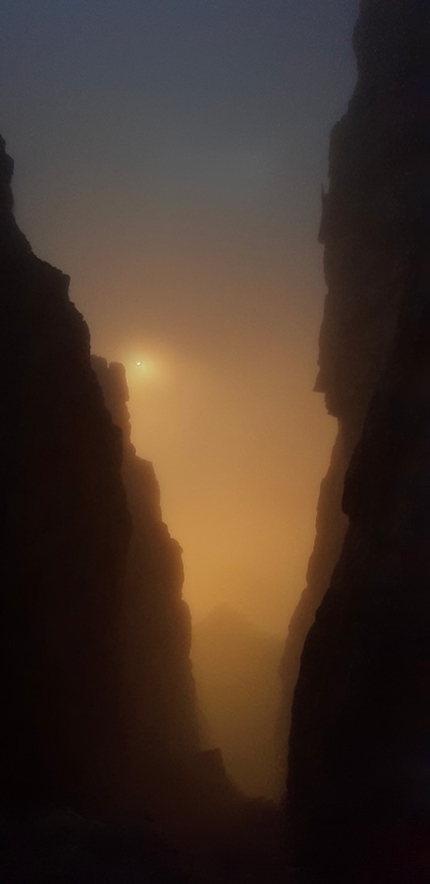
[285,1,430,881]
[0,136,130,814]
[91,357,199,795]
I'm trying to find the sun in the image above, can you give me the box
[129,354,163,382]
[135,357,155,375]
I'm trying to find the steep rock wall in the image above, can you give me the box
[0,137,130,813]
[91,358,199,797]
[285,1,430,881]
[279,0,428,770]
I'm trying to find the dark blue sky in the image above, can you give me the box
[0,0,360,631]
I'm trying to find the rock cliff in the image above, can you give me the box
[0,136,130,814]
[91,358,199,788]
[279,0,430,760]
[285,1,430,881]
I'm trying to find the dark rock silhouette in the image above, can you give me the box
[278,0,428,764]
[0,135,130,815]
[193,605,283,799]
[285,1,430,881]
[91,358,199,794]
[278,432,348,773]
[1,130,199,820]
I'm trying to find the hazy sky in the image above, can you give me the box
[1,0,358,634]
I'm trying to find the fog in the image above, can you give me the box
[1,0,358,798]
[106,251,337,797]
[193,605,285,799]
[124,334,336,635]
[3,3,429,880]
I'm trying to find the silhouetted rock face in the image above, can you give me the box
[286,2,430,882]
[278,431,348,772]
[279,0,430,765]
[0,136,130,813]
[91,358,199,788]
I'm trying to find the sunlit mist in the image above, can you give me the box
[119,332,336,794]
[1,0,357,801]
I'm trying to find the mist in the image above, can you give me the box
[3,1,430,881]
[0,0,359,800]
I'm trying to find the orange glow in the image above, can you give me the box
[126,352,169,384]
[81,250,335,797]
[112,331,336,637]
[114,325,336,797]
